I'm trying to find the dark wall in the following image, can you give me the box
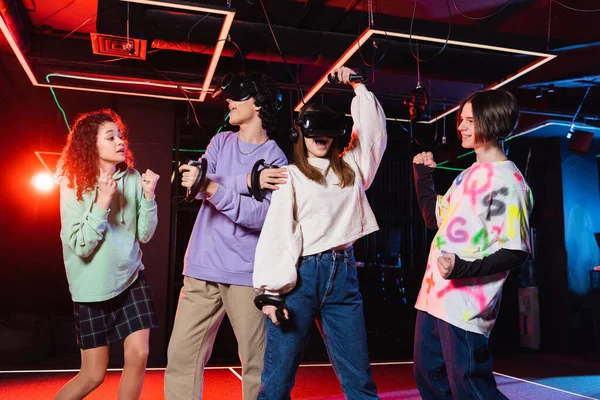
[115,98,175,365]
[560,137,600,357]
[0,55,173,367]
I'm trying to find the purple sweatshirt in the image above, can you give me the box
[183,130,287,286]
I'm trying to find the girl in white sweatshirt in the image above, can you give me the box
[253,66,387,399]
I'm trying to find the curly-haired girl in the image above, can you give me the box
[55,109,160,400]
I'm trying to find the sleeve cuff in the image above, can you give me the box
[236,174,251,195]
[354,83,369,96]
[207,183,226,207]
[140,197,157,208]
[414,164,435,177]
[90,203,110,219]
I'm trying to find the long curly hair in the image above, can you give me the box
[57,109,134,200]
[241,71,280,132]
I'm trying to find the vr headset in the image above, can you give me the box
[290,111,352,142]
[212,72,283,109]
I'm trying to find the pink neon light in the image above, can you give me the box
[200,12,235,101]
[0,14,37,84]
[1,0,235,102]
[294,29,374,112]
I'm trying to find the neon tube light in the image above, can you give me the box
[0,14,37,85]
[34,151,61,174]
[436,121,600,167]
[294,27,557,118]
[0,2,235,101]
[122,0,235,101]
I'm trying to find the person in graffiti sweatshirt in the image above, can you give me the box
[56,109,159,400]
[412,89,533,399]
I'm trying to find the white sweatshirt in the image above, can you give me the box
[253,84,387,295]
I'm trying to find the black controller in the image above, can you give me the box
[183,158,208,202]
[250,159,280,202]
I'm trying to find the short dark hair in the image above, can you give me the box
[240,71,280,132]
[457,89,520,143]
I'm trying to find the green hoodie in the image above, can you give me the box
[59,166,158,302]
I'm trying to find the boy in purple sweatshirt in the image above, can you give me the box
[164,72,287,400]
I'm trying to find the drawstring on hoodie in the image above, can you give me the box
[119,173,125,224]
[92,166,127,224]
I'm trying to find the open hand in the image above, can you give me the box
[248,167,288,191]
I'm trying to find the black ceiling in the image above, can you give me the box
[1,0,599,132]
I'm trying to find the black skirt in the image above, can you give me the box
[73,271,158,350]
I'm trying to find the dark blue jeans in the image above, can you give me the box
[257,247,379,400]
[413,311,508,400]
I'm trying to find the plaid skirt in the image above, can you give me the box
[73,270,158,350]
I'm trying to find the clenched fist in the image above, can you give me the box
[178,164,199,189]
[413,151,437,168]
[142,169,160,199]
[96,168,117,210]
[330,66,362,88]
[437,253,456,279]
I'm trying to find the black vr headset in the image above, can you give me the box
[290,111,352,143]
[212,72,283,109]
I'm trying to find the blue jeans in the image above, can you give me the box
[413,311,508,400]
[257,247,379,400]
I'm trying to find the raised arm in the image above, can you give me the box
[413,152,439,230]
[253,176,303,295]
[343,83,387,190]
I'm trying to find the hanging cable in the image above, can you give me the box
[409,0,452,63]
[142,60,202,129]
[547,0,552,51]
[570,80,596,127]
[452,0,514,20]
[357,1,386,67]
[552,0,600,12]
[258,0,305,105]
[186,13,212,53]
[37,0,78,26]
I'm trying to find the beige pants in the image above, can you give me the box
[164,277,265,400]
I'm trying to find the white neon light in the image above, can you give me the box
[122,0,234,15]
[46,73,205,91]
[121,0,235,102]
[370,29,553,58]
[38,82,205,102]
[510,121,600,140]
[295,27,557,120]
